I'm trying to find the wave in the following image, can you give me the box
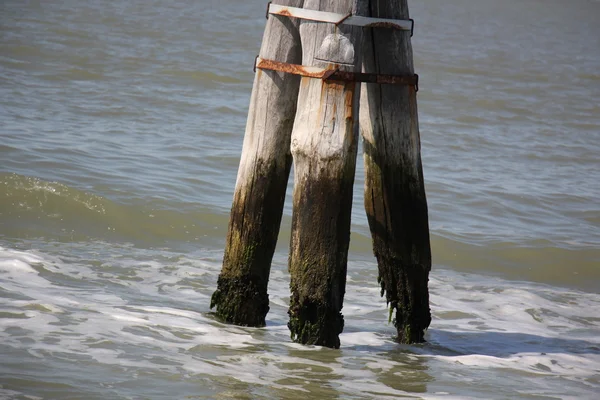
[349,230,600,293]
[0,245,598,399]
[0,173,228,249]
[2,173,598,292]
[430,234,600,293]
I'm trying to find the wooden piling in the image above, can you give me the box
[360,0,432,343]
[287,0,365,348]
[210,0,305,327]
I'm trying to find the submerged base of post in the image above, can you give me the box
[288,295,345,349]
[211,274,269,327]
[377,258,431,343]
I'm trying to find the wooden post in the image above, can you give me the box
[287,0,366,349]
[210,0,305,327]
[360,0,432,343]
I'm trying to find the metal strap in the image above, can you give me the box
[254,57,418,91]
[267,3,414,36]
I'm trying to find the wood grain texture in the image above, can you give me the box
[360,0,432,343]
[287,0,366,348]
[211,0,304,327]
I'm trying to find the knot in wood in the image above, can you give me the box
[316,33,354,66]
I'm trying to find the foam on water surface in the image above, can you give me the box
[1,245,598,399]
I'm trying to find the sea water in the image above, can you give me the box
[1,0,599,398]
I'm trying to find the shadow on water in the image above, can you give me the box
[203,321,435,398]
[273,347,345,399]
[376,348,432,394]
[425,329,600,358]
[196,317,598,397]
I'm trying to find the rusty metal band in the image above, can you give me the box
[254,57,418,91]
[266,3,414,36]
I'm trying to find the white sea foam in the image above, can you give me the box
[0,245,599,399]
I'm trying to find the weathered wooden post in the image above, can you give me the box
[212,0,430,348]
[210,0,304,326]
[286,0,365,349]
[360,0,432,343]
